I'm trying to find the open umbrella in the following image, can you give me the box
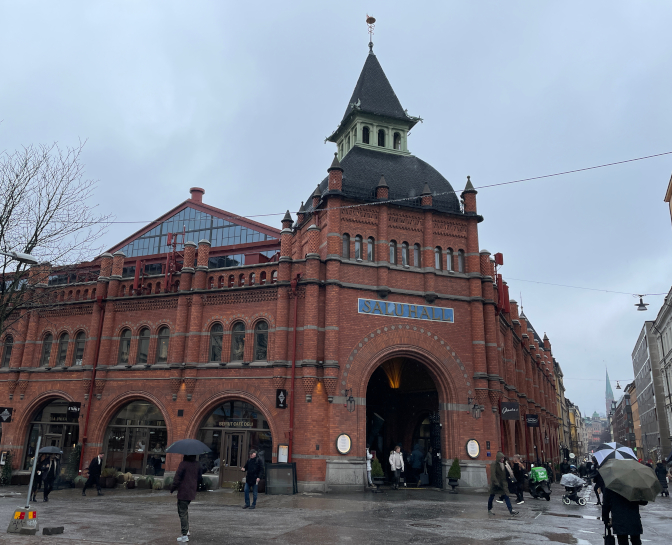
[593,442,637,467]
[166,439,211,455]
[38,446,63,454]
[600,459,662,502]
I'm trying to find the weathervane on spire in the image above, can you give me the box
[366,15,376,53]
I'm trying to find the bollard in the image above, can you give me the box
[7,508,38,535]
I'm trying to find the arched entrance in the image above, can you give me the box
[23,399,79,470]
[366,357,442,487]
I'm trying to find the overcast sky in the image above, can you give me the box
[2,1,671,417]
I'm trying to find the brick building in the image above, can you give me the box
[0,45,559,491]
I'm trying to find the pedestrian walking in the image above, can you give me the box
[389,446,404,490]
[602,487,648,545]
[488,452,519,516]
[42,455,59,502]
[170,454,200,543]
[591,457,605,506]
[366,445,374,488]
[425,447,434,487]
[560,459,570,475]
[30,454,46,502]
[82,452,104,497]
[654,461,669,497]
[511,455,527,504]
[241,449,264,509]
[409,444,423,487]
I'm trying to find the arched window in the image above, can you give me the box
[83,289,89,300]
[218,276,225,288]
[238,274,245,287]
[230,322,245,362]
[260,271,267,285]
[389,241,397,265]
[2,336,13,367]
[57,333,69,366]
[208,277,214,289]
[346,135,350,150]
[91,288,96,299]
[354,236,363,260]
[414,244,421,268]
[117,329,131,364]
[155,282,161,294]
[254,321,268,361]
[367,237,375,261]
[434,247,443,270]
[75,290,81,300]
[136,328,150,364]
[120,285,126,297]
[378,129,386,147]
[401,242,409,267]
[362,126,370,144]
[393,132,401,150]
[72,332,85,366]
[249,273,256,286]
[342,234,350,259]
[67,290,73,300]
[458,250,466,272]
[156,327,170,364]
[446,248,454,271]
[228,275,235,288]
[146,283,152,295]
[23,400,80,471]
[209,323,223,362]
[271,270,278,284]
[174,280,180,292]
[40,333,53,366]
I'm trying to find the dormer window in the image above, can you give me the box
[362,127,370,144]
[394,132,401,150]
[378,129,386,147]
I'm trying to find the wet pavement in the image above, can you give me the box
[0,484,668,544]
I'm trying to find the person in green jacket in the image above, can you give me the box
[488,452,519,516]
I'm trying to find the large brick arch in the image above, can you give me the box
[14,391,76,451]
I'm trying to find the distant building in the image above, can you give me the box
[605,369,615,420]
[612,386,636,450]
[625,382,641,455]
[651,288,672,451]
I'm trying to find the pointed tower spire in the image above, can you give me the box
[605,368,615,416]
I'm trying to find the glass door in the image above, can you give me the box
[125,428,148,475]
[105,427,127,473]
[219,431,248,485]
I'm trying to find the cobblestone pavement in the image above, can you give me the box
[0,484,668,544]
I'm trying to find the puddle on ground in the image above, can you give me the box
[542,533,577,544]
[408,522,442,528]
[542,512,600,520]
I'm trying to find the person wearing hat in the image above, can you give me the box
[488,452,519,516]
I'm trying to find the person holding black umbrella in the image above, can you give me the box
[170,454,201,542]
[602,488,648,545]
[42,455,60,502]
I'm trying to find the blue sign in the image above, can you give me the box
[358,298,454,323]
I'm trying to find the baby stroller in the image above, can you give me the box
[560,472,587,506]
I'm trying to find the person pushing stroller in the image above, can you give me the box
[560,466,587,506]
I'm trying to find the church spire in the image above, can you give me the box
[605,368,615,416]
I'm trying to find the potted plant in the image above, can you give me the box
[447,458,461,493]
[101,467,117,489]
[371,457,385,486]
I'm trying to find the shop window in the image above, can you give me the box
[57,333,69,366]
[23,400,80,470]
[238,274,245,287]
[394,132,401,150]
[228,275,235,288]
[72,332,85,366]
[260,271,267,285]
[231,322,245,362]
[367,237,375,262]
[271,270,278,284]
[446,248,454,271]
[254,321,269,361]
[458,250,466,272]
[414,244,421,267]
[389,241,397,264]
[118,329,131,364]
[197,400,272,479]
[249,273,256,286]
[40,334,53,366]
[362,126,370,144]
[378,129,386,147]
[209,323,223,362]
[355,236,363,260]
[136,328,150,364]
[104,400,167,476]
[401,242,409,267]
[434,247,442,270]
[342,234,350,259]
[156,327,170,364]
[2,336,13,367]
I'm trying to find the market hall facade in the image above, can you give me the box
[0,46,560,491]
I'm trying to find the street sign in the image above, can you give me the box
[0,408,12,423]
[276,389,287,409]
[501,402,520,420]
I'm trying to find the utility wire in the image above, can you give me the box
[506,277,668,298]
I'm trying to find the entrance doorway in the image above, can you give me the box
[23,400,79,471]
[220,431,248,483]
[366,357,442,488]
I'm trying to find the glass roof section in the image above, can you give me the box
[118,206,276,258]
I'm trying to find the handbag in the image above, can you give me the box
[420,473,430,486]
[603,525,615,545]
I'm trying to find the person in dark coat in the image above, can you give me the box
[560,459,571,475]
[82,452,104,496]
[602,487,648,545]
[487,452,518,516]
[30,454,46,502]
[654,462,669,497]
[241,449,264,509]
[170,454,201,542]
[591,458,606,506]
[511,455,527,504]
[408,444,424,487]
[42,455,59,502]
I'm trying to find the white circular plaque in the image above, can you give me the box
[335,433,352,455]
[466,439,480,459]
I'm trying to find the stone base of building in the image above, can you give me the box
[445,460,488,490]
[297,481,327,493]
[325,459,367,492]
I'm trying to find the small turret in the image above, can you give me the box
[461,176,477,214]
[421,182,432,207]
[376,174,389,199]
[312,185,321,211]
[327,153,343,192]
[281,210,293,230]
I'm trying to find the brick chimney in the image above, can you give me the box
[190,187,205,204]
